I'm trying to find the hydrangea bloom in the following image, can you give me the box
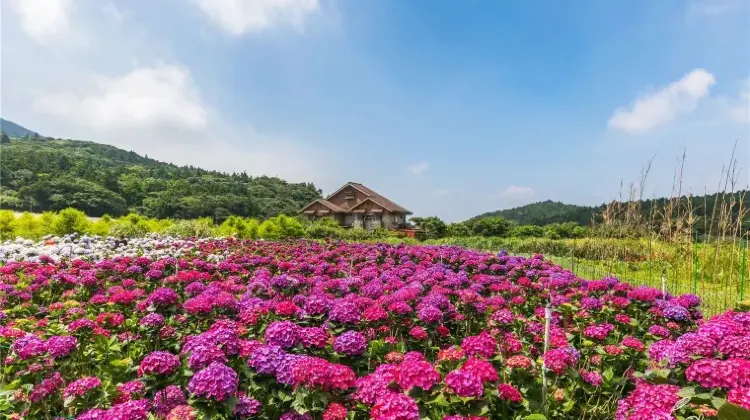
[188,362,238,401]
[138,351,180,377]
[47,335,77,358]
[333,331,367,356]
[371,393,420,420]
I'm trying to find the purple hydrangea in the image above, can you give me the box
[417,305,443,324]
[152,385,187,416]
[264,321,300,349]
[188,362,238,401]
[328,301,361,324]
[333,331,367,356]
[234,396,262,418]
[663,304,690,322]
[248,344,287,375]
[139,313,165,329]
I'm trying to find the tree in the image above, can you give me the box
[447,222,472,237]
[0,133,10,144]
[467,217,512,237]
[411,216,447,239]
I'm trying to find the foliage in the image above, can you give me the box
[411,216,448,239]
[0,136,322,220]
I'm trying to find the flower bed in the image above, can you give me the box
[0,239,747,419]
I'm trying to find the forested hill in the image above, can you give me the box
[0,135,322,219]
[474,200,597,226]
[474,193,750,230]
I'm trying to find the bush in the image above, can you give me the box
[163,218,216,238]
[0,210,16,240]
[52,208,90,235]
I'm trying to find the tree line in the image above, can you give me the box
[0,135,321,221]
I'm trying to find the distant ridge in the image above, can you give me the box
[0,118,39,138]
[473,200,596,225]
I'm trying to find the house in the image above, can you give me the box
[300,182,413,231]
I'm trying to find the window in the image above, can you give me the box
[344,189,354,200]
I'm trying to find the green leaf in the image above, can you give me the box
[524,415,548,420]
[712,397,727,410]
[677,386,696,398]
[718,403,750,420]
[603,367,614,382]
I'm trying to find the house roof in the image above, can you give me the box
[299,198,347,213]
[300,182,412,215]
[324,182,412,214]
[348,182,412,214]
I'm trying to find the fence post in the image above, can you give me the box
[541,300,552,413]
[692,232,699,295]
[661,269,667,297]
[740,239,747,303]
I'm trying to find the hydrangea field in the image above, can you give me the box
[1,238,749,419]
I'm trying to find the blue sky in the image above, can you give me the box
[1,0,748,221]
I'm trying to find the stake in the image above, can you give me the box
[740,239,747,302]
[661,269,667,298]
[542,300,552,412]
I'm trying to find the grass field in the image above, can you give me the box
[426,236,749,316]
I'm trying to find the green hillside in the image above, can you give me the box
[0,135,321,220]
[0,118,39,138]
[474,200,597,225]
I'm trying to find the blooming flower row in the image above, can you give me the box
[0,238,743,419]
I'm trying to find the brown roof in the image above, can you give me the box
[300,199,347,213]
[301,182,413,215]
[347,182,412,214]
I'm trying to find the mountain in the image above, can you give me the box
[0,119,39,138]
[474,200,598,226]
[0,136,322,219]
[473,193,750,235]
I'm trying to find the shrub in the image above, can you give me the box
[52,208,90,235]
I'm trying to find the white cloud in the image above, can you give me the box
[500,186,535,201]
[408,161,430,175]
[35,65,208,131]
[687,0,746,17]
[194,0,320,35]
[727,80,749,123]
[8,0,75,43]
[608,69,717,134]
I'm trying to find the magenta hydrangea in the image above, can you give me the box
[47,335,77,358]
[63,376,102,399]
[371,393,420,420]
[446,369,484,397]
[138,351,181,377]
[396,359,440,391]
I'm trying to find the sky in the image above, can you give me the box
[1,0,748,222]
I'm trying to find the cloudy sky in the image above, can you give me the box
[1,0,748,221]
